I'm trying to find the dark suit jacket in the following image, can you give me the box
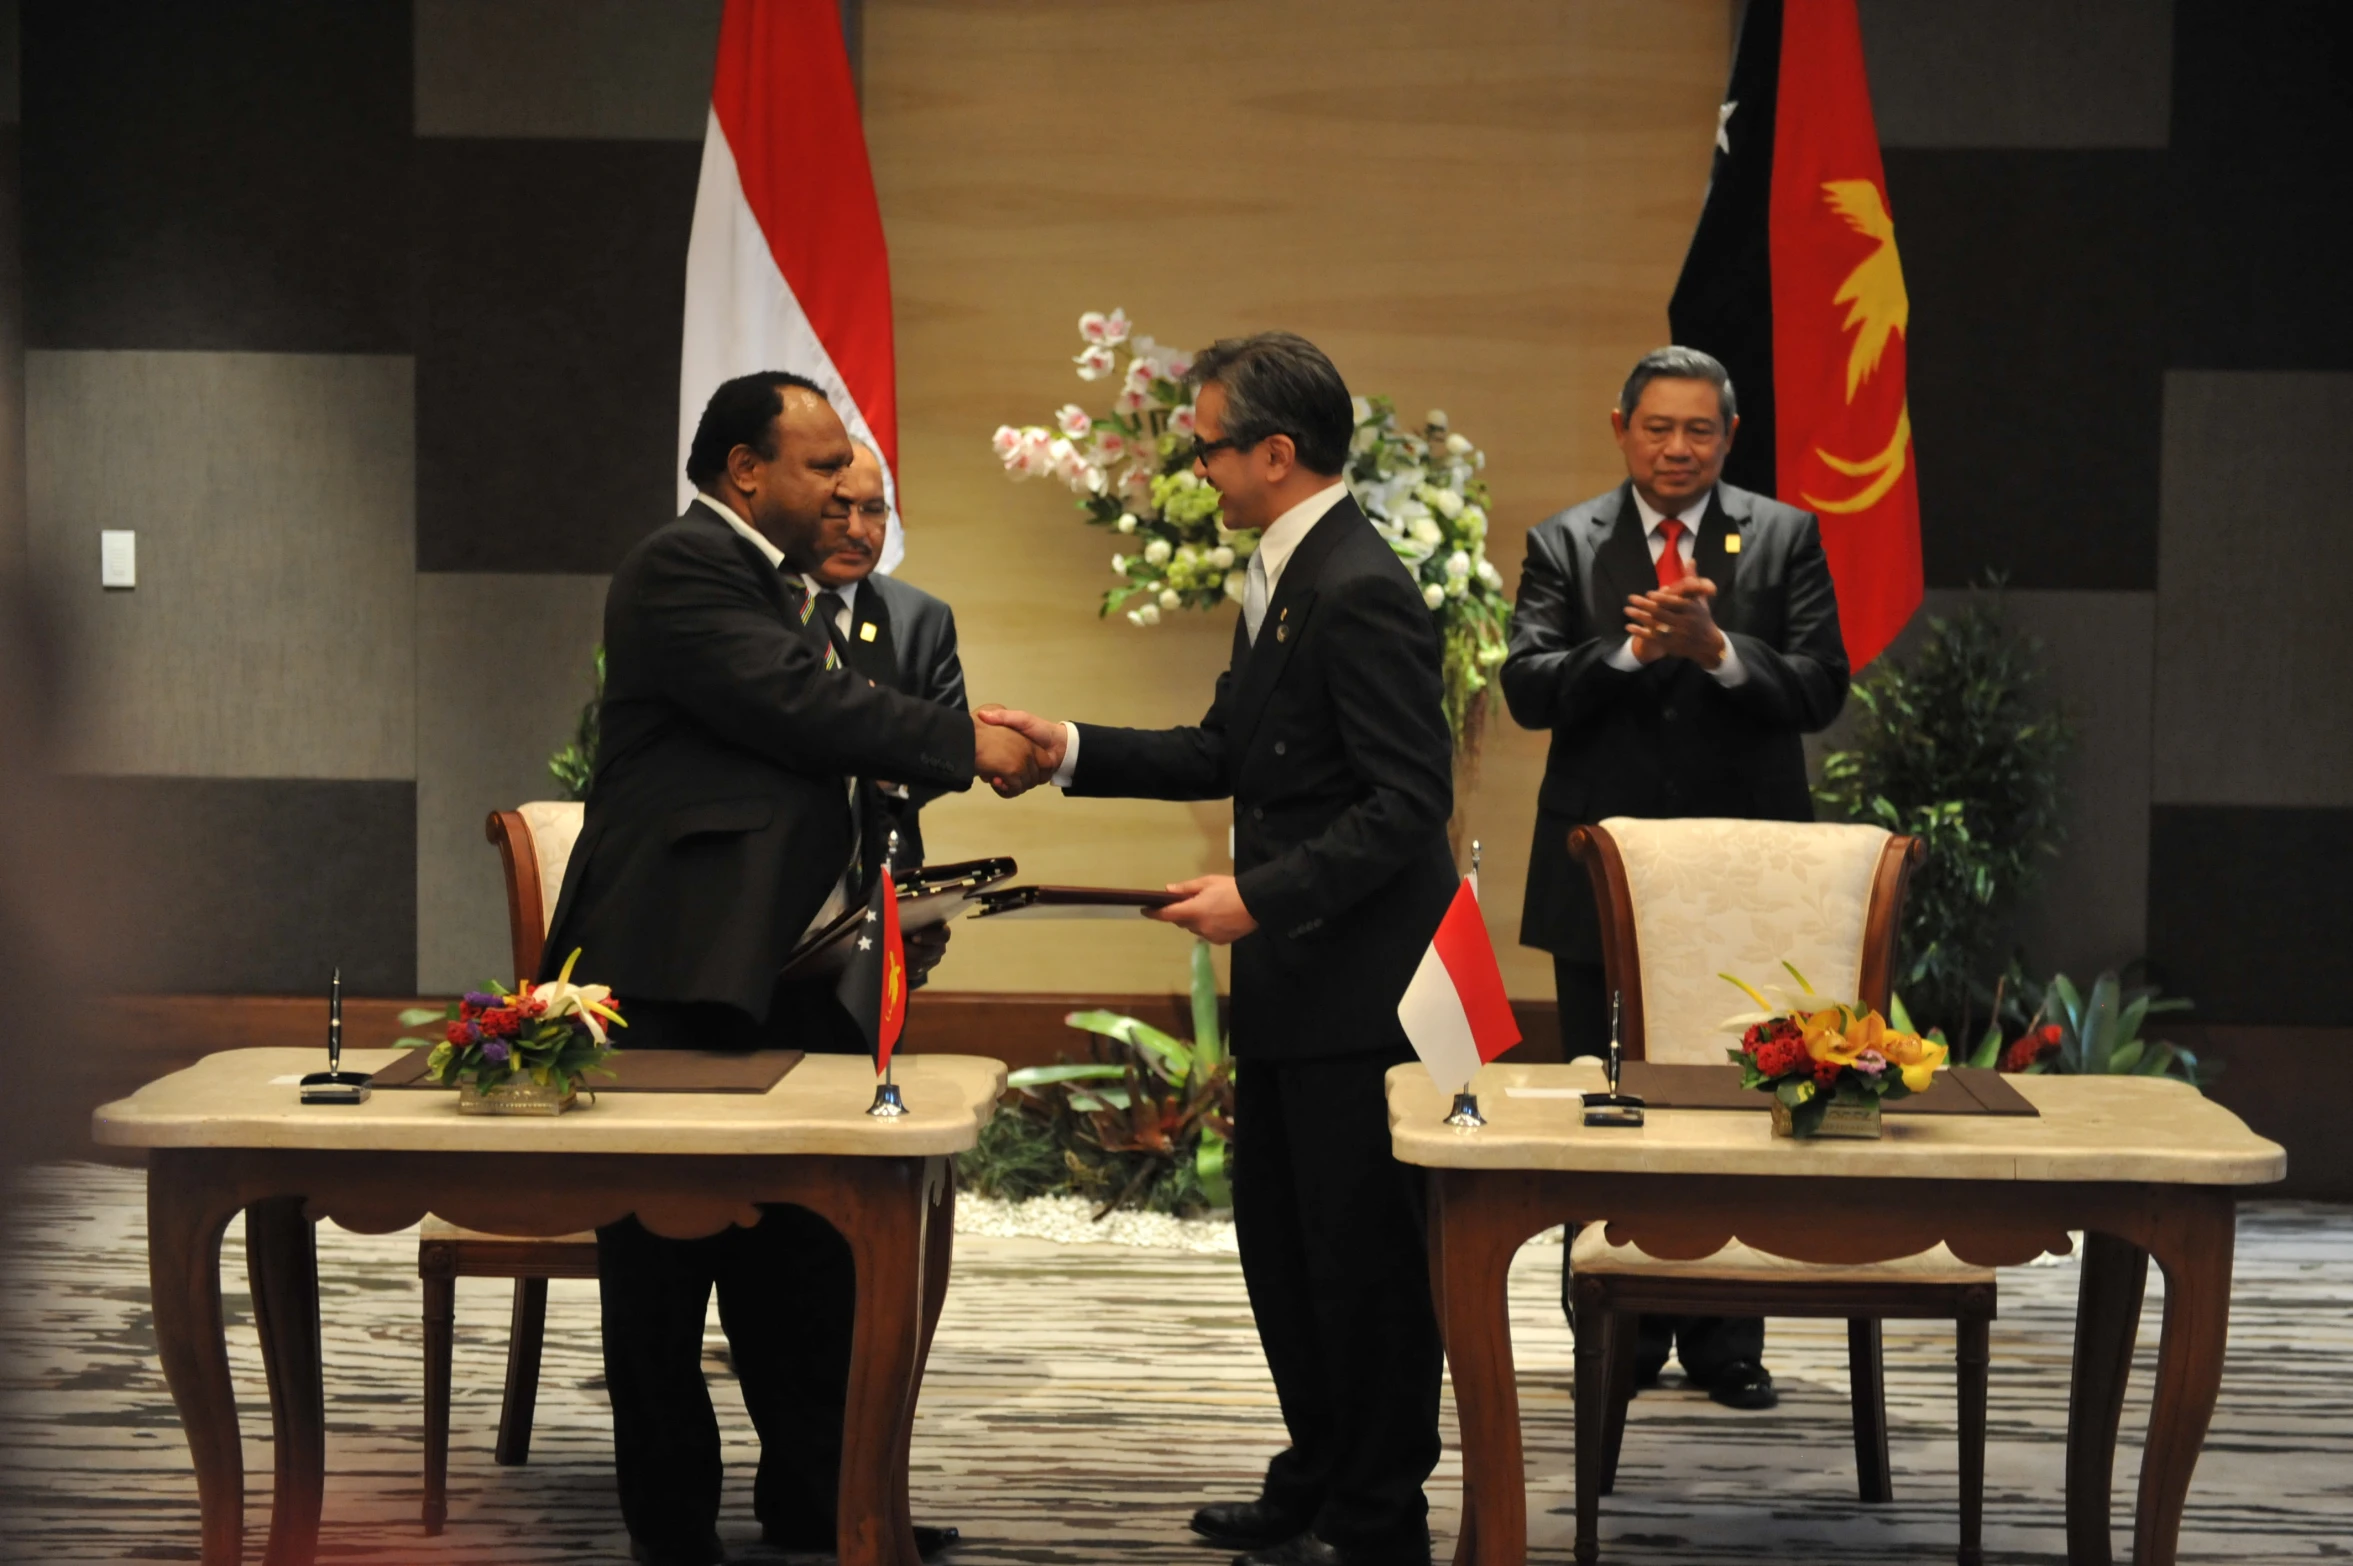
[1070,496,1459,1062]
[541,505,974,1018]
[1501,481,1849,960]
[839,571,968,869]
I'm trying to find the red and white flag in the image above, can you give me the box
[1397,879,1521,1090]
[680,0,904,570]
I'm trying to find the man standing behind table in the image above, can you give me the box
[1501,344,1849,1413]
[541,371,1040,1566]
[807,439,969,870]
[982,332,1458,1566]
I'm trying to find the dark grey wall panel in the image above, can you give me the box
[21,1,411,353]
[414,138,699,573]
[2154,371,2353,807]
[2148,805,2351,1024]
[68,776,416,994]
[1885,149,2165,590]
[1859,0,2172,149]
[415,0,720,141]
[415,571,608,993]
[2166,1,2353,369]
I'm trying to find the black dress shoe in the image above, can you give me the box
[1703,1359,1779,1410]
[759,1522,960,1558]
[1234,1531,1432,1566]
[1190,1499,1309,1550]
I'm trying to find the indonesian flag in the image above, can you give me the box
[679,0,904,572]
[1397,878,1521,1091]
[1668,0,1922,668]
[836,867,908,1073]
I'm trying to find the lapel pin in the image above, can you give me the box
[1276,625,1288,642]
[1724,533,1742,554]
[859,620,878,642]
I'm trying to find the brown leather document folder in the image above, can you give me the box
[969,885,1185,919]
[779,855,1019,979]
[371,1048,804,1093]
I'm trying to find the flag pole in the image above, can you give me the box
[868,827,910,1118]
[1442,840,1488,1130]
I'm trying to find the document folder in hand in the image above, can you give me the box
[779,856,1018,979]
[969,885,1185,920]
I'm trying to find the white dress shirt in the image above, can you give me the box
[1050,480,1350,789]
[1602,486,1749,686]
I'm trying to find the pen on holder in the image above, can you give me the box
[1606,991,1621,1097]
[328,966,343,1076]
[300,965,372,1104]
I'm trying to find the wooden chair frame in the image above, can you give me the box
[1566,824,1994,1566]
[417,808,601,1533]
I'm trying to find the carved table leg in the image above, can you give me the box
[2066,1230,2148,1566]
[1570,1278,1610,1547]
[1433,1172,1536,1566]
[835,1158,928,1566]
[893,1164,954,1557]
[148,1156,251,1566]
[1956,1304,1990,1566]
[419,1243,454,1534]
[2130,1192,2235,1566]
[1848,1318,1893,1503]
[496,1277,550,1466]
[246,1193,325,1566]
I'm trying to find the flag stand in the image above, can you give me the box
[867,829,910,1118]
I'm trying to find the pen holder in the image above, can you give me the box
[1581,1091,1644,1129]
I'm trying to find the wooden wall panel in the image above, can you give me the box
[864,0,1729,996]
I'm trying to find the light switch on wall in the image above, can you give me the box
[100,530,137,589]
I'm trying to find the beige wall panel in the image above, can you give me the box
[870,0,1727,995]
[415,572,610,994]
[27,351,416,779]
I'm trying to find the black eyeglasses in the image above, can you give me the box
[1188,433,1277,464]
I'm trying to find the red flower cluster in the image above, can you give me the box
[2001,1023,2064,1073]
[1741,1018,1809,1079]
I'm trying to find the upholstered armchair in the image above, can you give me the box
[418,803,595,1533]
[1565,817,1994,1566]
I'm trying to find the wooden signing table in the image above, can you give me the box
[92,1048,1006,1566]
[1390,1062,2286,1566]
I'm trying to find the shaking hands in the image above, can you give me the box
[970,707,1063,796]
[973,706,1066,797]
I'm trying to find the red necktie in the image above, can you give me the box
[1655,518,1688,588]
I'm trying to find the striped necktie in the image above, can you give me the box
[794,579,842,670]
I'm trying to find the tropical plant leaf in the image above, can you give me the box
[1009,1063,1129,1088]
[2107,1039,2146,1075]
[1189,939,1223,1070]
[1063,1009,1194,1081]
[397,1007,447,1027]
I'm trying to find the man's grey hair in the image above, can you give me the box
[1184,331,1354,476]
[1618,346,1737,425]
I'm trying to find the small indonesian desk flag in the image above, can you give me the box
[836,868,907,1073]
[680,0,906,571]
[1397,878,1520,1090]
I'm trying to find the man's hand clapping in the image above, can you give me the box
[1625,575,1727,668]
[973,705,1067,797]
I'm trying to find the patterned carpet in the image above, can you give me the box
[1,1162,2347,1563]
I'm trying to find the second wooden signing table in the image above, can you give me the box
[1391,1062,2285,1566]
[92,1048,1006,1566]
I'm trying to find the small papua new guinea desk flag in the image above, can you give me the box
[1668,0,1923,670]
[836,867,907,1073]
[1397,877,1520,1091]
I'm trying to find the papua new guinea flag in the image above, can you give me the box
[836,866,907,1073]
[1668,0,1922,669]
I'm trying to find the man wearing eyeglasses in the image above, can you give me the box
[979,332,1458,1566]
[807,440,969,870]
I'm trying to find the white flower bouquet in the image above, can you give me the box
[992,310,1512,749]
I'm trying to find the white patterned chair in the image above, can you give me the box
[417,802,596,1533]
[1565,816,1995,1566]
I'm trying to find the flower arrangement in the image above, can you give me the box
[1721,963,1948,1137]
[991,309,1512,749]
[396,948,622,1099]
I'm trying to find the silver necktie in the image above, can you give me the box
[1243,551,1270,644]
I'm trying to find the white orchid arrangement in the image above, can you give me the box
[992,310,1513,748]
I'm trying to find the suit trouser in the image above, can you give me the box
[1551,956,1765,1384]
[1237,1043,1443,1563]
[596,979,865,1553]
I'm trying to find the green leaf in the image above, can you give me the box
[398,1007,448,1026]
[2050,973,2085,1038]
[1067,1087,1134,1112]
[1194,1127,1232,1208]
[1887,992,1917,1033]
[2106,1039,2146,1075]
[1008,1063,1128,1088]
[1189,939,1223,1069]
[1063,1009,1193,1082]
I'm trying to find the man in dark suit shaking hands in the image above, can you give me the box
[982,333,1458,1566]
[543,371,1039,1565]
[1501,345,1850,1412]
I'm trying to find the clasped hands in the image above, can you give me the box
[968,704,1259,944]
[1625,572,1727,668]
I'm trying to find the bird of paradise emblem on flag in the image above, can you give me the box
[1802,180,1912,516]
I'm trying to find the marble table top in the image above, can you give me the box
[93,1049,1006,1158]
[1389,1061,2285,1186]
